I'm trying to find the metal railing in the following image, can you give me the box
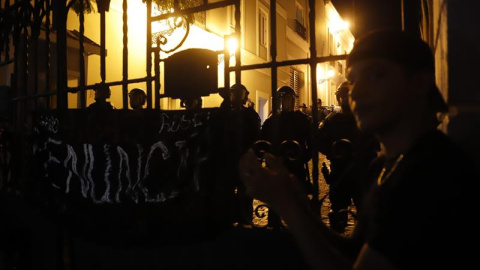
[0,0,350,229]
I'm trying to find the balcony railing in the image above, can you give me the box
[294,19,307,40]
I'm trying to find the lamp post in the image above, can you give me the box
[95,0,111,12]
[95,0,111,83]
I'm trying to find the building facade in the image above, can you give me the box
[58,0,353,123]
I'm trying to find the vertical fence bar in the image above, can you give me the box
[55,0,68,110]
[308,0,320,212]
[32,0,39,110]
[45,0,51,109]
[269,0,277,114]
[13,0,19,129]
[79,0,86,108]
[224,36,230,91]
[4,0,10,63]
[266,0,281,230]
[122,0,128,109]
[20,22,28,133]
[146,0,153,109]
[100,8,107,83]
[234,0,241,84]
[154,44,160,110]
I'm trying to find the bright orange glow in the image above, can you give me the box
[127,1,147,35]
[327,69,335,79]
[227,37,238,54]
[316,64,335,83]
[326,2,351,35]
[330,18,349,34]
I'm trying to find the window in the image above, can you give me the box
[295,1,304,26]
[294,1,307,39]
[259,9,268,48]
[290,68,302,109]
[258,5,268,60]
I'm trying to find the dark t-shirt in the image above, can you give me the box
[357,129,480,269]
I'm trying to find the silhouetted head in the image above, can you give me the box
[335,81,350,112]
[94,83,111,101]
[299,103,308,113]
[277,86,297,112]
[230,83,250,106]
[128,88,146,110]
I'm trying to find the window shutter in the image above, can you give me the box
[290,68,301,109]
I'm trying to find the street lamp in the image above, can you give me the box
[222,34,238,88]
[227,36,238,54]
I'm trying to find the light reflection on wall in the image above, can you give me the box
[323,2,354,107]
[316,64,335,106]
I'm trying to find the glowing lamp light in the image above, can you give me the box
[227,37,238,54]
[316,65,336,84]
[326,69,335,79]
[330,19,350,34]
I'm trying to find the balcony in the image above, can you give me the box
[294,19,307,40]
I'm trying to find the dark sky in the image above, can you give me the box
[330,0,354,22]
[331,0,402,37]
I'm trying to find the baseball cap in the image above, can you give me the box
[347,29,448,113]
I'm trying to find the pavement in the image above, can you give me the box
[253,153,357,234]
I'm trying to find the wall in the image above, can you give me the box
[64,1,347,112]
[66,0,149,109]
